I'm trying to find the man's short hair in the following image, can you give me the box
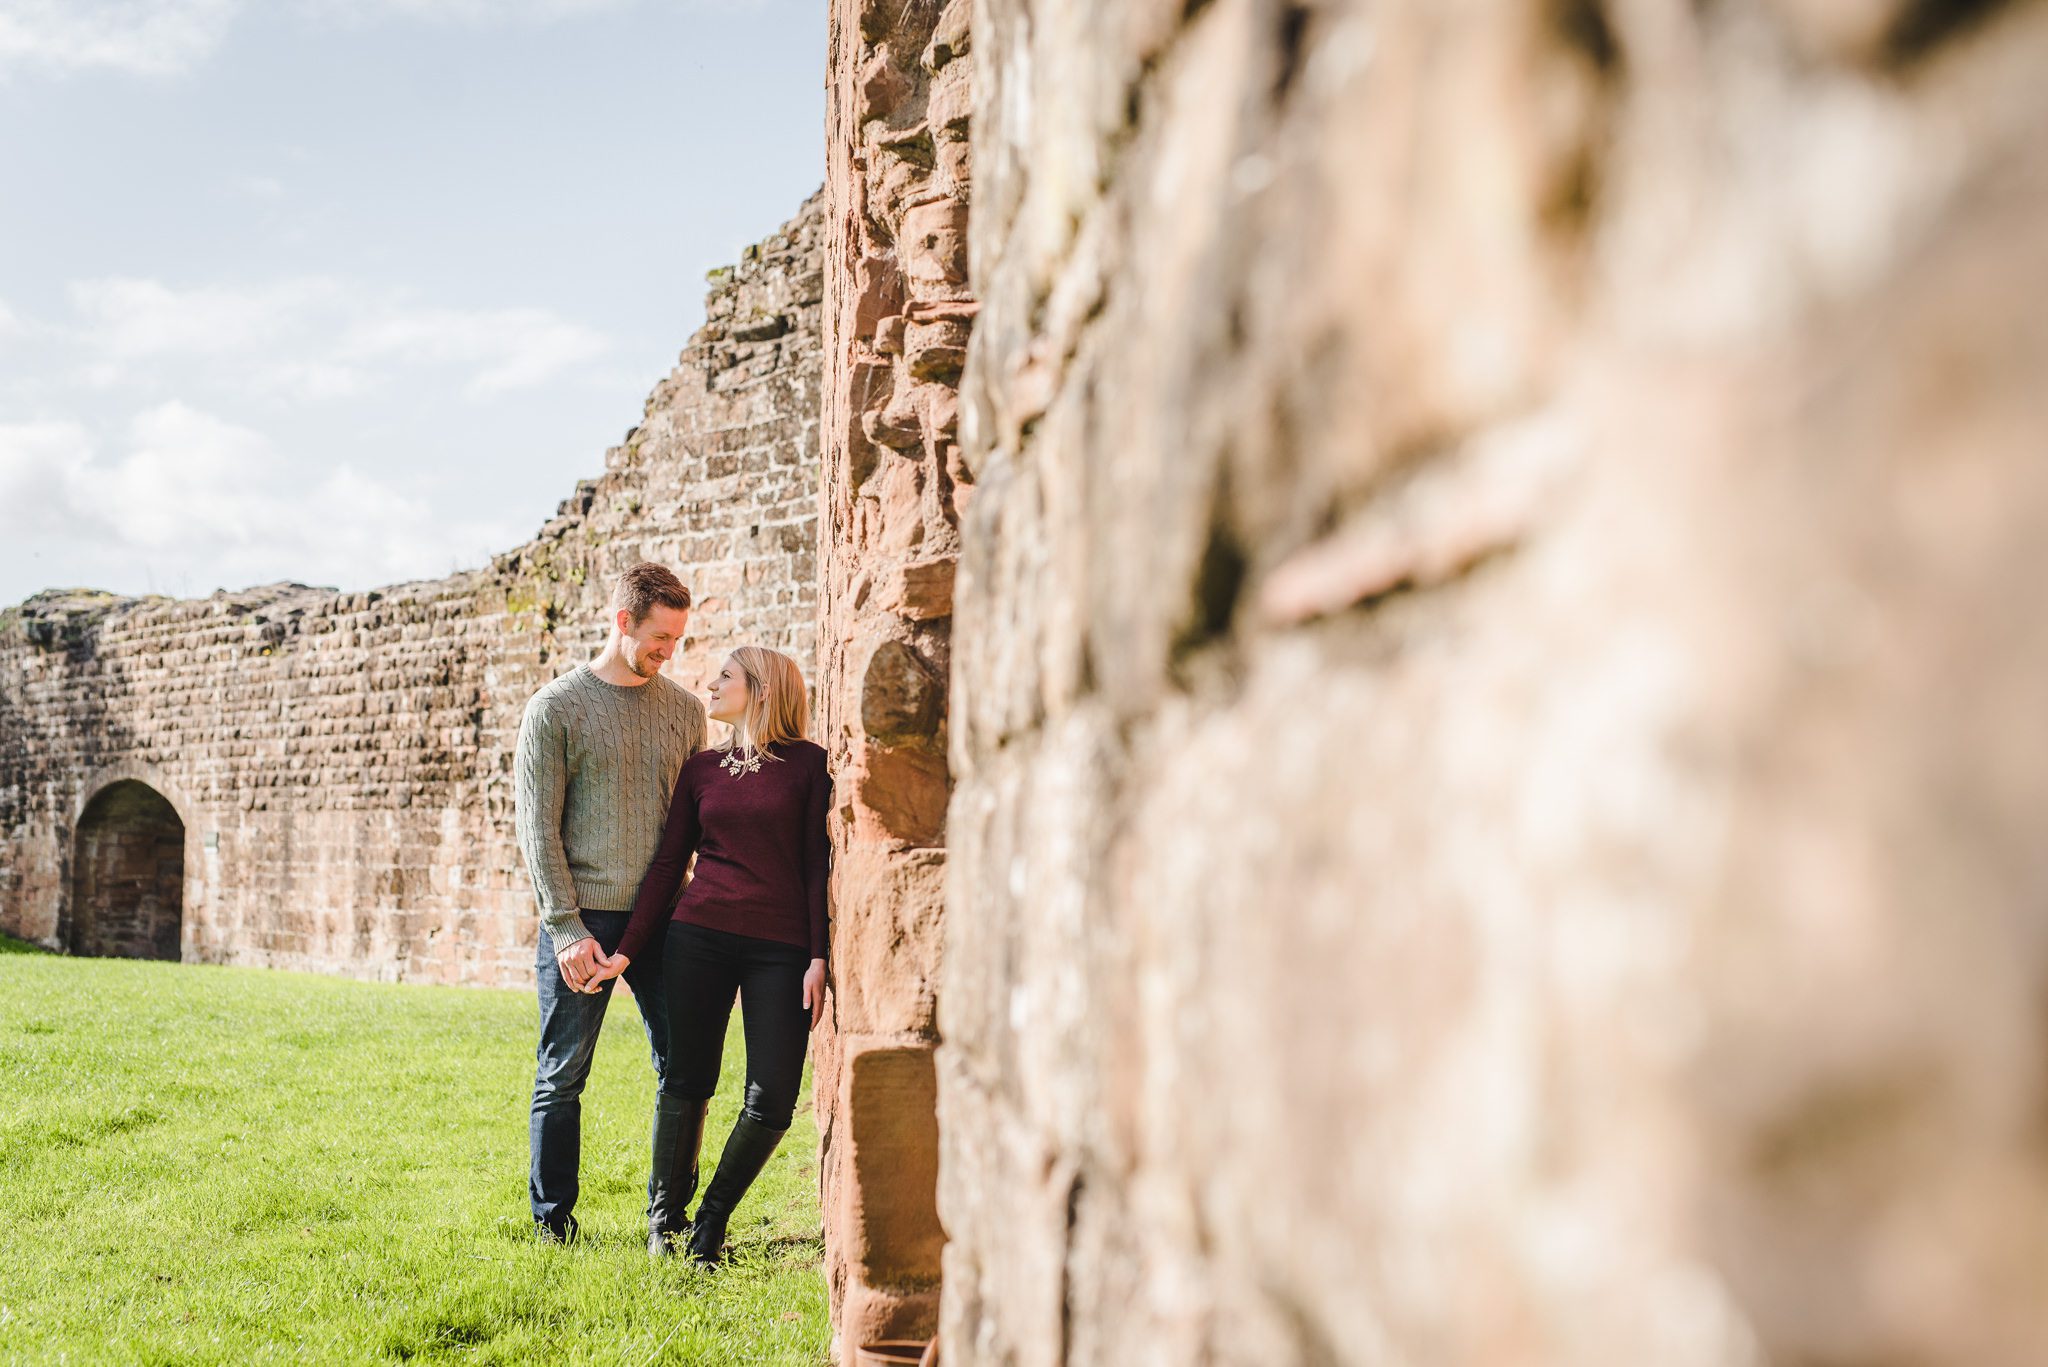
[610,563,693,624]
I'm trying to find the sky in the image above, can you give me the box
[0,0,824,607]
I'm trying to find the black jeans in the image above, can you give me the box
[662,922,812,1130]
[530,910,673,1230]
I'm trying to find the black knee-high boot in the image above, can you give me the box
[647,1096,710,1256]
[685,1114,785,1266]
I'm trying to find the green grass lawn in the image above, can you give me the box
[0,938,828,1365]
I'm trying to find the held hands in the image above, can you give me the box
[801,958,827,1030]
[584,952,629,992]
[556,938,629,994]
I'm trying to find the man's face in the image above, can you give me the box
[618,605,689,679]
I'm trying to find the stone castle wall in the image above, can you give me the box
[812,0,975,1353]
[0,193,825,986]
[921,1,2048,1365]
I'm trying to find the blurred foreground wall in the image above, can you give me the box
[932,0,2048,1362]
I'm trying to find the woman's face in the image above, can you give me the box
[705,658,751,726]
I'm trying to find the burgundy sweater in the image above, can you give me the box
[616,739,831,965]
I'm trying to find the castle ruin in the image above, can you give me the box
[9,1,2048,1364]
[0,195,823,984]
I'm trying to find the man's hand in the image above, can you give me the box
[556,939,627,994]
[801,959,827,1030]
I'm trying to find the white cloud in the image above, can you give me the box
[0,0,647,79]
[249,358,369,401]
[69,276,344,358]
[0,0,240,78]
[65,275,608,400]
[89,401,275,548]
[0,419,97,532]
[232,173,285,200]
[303,0,635,25]
[340,305,610,397]
[1,276,609,596]
[0,401,518,591]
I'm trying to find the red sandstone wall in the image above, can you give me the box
[936,1,2048,1363]
[813,0,974,1355]
[0,195,825,986]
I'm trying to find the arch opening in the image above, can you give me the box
[71,781,184,961]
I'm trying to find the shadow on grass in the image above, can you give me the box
[747,1234,825,1261]
[381,1289,568,1363]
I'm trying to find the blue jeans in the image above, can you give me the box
[529,910,672,1231]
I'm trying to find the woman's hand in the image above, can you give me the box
[557,939,627,994]
[581,952,629,993]
[801,958,827,1029]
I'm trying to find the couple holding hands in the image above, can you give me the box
[514,562,830,1263]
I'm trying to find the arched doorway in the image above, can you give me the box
[71,781,185,961]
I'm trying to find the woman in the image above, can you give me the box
[606,645,830,1264]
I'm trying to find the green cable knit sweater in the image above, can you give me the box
[513,663,707,950]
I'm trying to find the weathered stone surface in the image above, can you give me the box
[863,390,926,450]
[0,195,827,986]
[860,46,913,121]
[838,1284,943,1366]
[921,1,968,73]
[818,0,974,1350]
[729,313,791,343]
[903,319,969,383]
[860,639,942,744]
[899,198,970,300]
[841,1040,946,1283]
[820,844,945,1037]
[937,1,2048,1365]
[849,743,949,850]
[919,384,959,446]
[871,556,956,621]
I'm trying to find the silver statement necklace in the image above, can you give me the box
[720,745,762,779]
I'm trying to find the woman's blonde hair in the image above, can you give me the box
[718,645,809,759]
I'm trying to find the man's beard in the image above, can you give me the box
[626,643,664,678]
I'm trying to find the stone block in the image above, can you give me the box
[859,46,912,122]
[871,458,928,552]
[898,198,969,299]
[904,318,970,383]
[851,258,905,341]
[859,638,942,743]
[863,389,926,451]
[871,556,957,621]
[848,740,948,848]
[921,384,959,445]
[729,313,790,343]
[828,843,945,1036]
[920,0,969,73]
[927,61,971,137]
[840,1039,945,1285]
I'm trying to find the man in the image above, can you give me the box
[515,562,708,1251]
